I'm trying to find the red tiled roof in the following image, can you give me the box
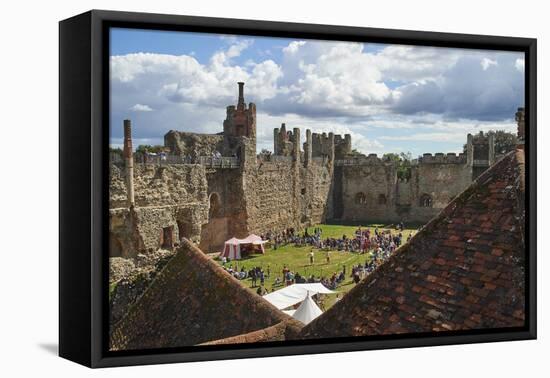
[300,150,526,338]
[110,239,289,350]
[201,319,303,345]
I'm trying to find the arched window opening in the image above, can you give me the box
[420,194,433,208]
[355,192,367,205]
[209,192,222,219]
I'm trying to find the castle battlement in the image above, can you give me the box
[419,152,467,164]
[334,154,388,166]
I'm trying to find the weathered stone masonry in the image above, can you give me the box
[110,82,502,257]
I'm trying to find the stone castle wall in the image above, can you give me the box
[109,163,209,257]
[242,158,333,235]
[110,83,505,258]
[110,163,208,209]
[336,153,473,224]
[164,131,224,157]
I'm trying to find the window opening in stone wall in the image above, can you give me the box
[161,226,174,249]
[355,192,367,205]
[420,194,433,208]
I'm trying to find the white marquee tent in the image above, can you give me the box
[292,293,323,325]
[262,283,334,310]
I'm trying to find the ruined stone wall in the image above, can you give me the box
[199,168,248,252]
[336,153,473,224]
[110,163,208,209]
[302,160,333,225]
[334,134,352,159]
[109,163,209,257]
[243,159,333,235]
[339,158,397,223]
[414,159,472,209]
[164,131,225,157]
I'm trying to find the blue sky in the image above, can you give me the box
[110,27,524,156]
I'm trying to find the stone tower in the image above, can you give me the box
[466,131,496,180]
[516,107,525,148]
[223,82,256,141]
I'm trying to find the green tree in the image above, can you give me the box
[135,144,165,154]
[463,130,517,155]
[349,148,364,157]
[383,152,412,180]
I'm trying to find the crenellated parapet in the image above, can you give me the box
[418,152,468,164]
[335,153,387,166]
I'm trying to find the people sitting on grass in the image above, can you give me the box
[262,224,409,258]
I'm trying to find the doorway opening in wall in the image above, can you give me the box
[177,220,192,243]
[161,226,174,249]
[110,235,124,257]
[209,192,222,219]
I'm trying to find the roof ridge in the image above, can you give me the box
[301,149,525,336]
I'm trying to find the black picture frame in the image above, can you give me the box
[59,9,537,368]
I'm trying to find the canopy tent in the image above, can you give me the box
[240,234,267,253]
[221,237,241,260]
[262,283,335,310]
[220,235,267,260]
[292,293,323,325]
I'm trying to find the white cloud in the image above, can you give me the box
[110,36,523,155]
[481,57,498,70]
[371,45,461,82]
[265,40,393,117]
[282,41,306,54]
[393,53,524,121]
[515,58,525,72]
[130,104,153,112]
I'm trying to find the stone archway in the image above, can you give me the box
[160,226,174,249]
[208,192,222,219]
[199,192,229,253]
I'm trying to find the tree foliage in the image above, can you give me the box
[383,152,413,180]
[135,144,165,154]
[462,130,517,155]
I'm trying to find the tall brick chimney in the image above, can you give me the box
[123,119,135,207]
[237,82,245,111]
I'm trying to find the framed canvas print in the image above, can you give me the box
[59,10,536,368]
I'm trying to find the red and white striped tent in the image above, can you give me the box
[221,237,242,260]
[221,235,266,260]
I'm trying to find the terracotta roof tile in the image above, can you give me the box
[300,150,526,338]
[110,239,289,350]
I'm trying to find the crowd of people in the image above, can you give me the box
[261,223,412,256]
[221,223,414,294]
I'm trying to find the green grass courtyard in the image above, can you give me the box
[215,223,418,309]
